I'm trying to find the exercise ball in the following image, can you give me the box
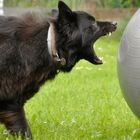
[118,9,140,118]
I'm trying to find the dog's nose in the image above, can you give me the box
[112,21,117,26]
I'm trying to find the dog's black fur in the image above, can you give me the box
[0,1,117,139]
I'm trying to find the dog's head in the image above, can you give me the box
[56,1,117,72]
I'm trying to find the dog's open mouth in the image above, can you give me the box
[93,22,117,65]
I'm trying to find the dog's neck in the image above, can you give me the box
[47,22,66,67]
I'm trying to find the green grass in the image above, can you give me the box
[4,0,84,9]
[1,19,140,140]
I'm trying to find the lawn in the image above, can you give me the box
[0,19,140,140]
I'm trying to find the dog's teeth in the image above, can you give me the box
[99,57,103,60]
[108,32,112,36]
[112,21,117,26]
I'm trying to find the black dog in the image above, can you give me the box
[0,1,117,139]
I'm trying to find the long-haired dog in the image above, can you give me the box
[0,1,117,139]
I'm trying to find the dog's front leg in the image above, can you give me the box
[0,108,32,140]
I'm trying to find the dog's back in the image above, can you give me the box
[0,14,53,101]
[0,13,49,37]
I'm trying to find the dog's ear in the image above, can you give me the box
[58,1,73,22]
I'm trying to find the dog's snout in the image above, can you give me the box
[112,21,117,26]
[111,21,117,31]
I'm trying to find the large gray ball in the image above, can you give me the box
[118,9,140,118]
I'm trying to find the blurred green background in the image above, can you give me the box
[4,0,140,8]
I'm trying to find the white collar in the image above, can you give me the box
[47,23,66,66]
[47,23,56,58]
